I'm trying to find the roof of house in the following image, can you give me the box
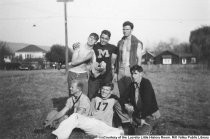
[142,51,156,57]
[16,45,47,53]
[155,50,179,58]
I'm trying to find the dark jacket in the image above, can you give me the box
[122,77,159,119]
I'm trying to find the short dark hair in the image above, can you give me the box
[90,33,99,41]
[123,21,134,29]
[130,65,143,74]
[101,30,111,38]
[72,79,84,91]
[101,82,114,90]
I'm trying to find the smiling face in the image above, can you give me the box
[123,25,132,37]
[100,33,110,46]
[101,86,112,99]
[87,35,98,46]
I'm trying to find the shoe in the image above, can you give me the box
[47,134,57,139]
[121,122,135,135]
[34,128,46,134]
[34,126,55,134]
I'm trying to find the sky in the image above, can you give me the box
[0,0,209,49]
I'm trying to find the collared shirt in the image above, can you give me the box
[65,93,90,116]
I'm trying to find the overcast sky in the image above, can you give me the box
[0,0,209,49]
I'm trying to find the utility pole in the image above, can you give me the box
[57,0,73,73]
[64,2,68,73]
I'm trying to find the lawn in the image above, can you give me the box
[0,65,210,139]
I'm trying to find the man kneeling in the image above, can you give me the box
[52,83,124,139]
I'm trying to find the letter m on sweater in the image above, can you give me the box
[97,49,110,58]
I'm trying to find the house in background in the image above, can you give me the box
[177,53,197,64]
[154,50,179,65]
[142,51,155,64]
[15,45,47,60]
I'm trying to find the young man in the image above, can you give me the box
[122,65,161,135]
[88,30,118,99]
[52,83,125,139]
[44,80,90,129]
[68,33,99,96]
[116,21,143,99]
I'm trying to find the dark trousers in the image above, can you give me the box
[134,117,157,135]
[123,116,157,135]
[88,71,113,100]
[117,67,132,98]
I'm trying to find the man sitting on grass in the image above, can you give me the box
[44,79,90,129]
[52,83,126,139]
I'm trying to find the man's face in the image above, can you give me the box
[101,86,112,99]
[131,70,143,83]
[70,82,80,95]
[123,25,132,37]
[87,35,97,46]
[100,33,110,46]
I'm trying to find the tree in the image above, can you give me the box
[153,38,191,55]
[172,42,191,53]
[153,41,173,55]
[0,41,13,63]
[45,44,72,64]
[190,26,210,68]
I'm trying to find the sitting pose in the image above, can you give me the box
[52,83,125,139]
[122,65,161,135]
[44,80,90,129]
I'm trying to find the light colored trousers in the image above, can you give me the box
[52,113,124,139]
[45,110,68,129]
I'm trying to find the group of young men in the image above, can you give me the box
[43,21,161,139]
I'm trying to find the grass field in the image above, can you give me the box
[0,65,210,139]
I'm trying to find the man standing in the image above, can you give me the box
[68,33,99,96]
[122,65,160,135]
[88,30,118,99]
[116,21,143,99]
[44,80,90,129]
[52,83,124,139]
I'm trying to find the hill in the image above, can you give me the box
[5,42,50,53]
